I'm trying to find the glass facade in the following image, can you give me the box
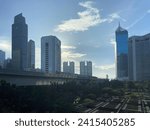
[115,24,128,79]
[12,13,28,70]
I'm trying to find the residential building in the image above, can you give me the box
[80,61,92,76]
[128,33,150,81]
[63,61,75,74]
[41,35,61,73]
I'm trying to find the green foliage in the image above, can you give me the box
[0,79,146,113]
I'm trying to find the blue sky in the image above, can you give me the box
[0,0,150,78]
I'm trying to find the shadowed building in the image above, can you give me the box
[27,40,35,70]
[115,23,128,80]
[63,61,75,74]
[128,33,150,81]
[41,36,61,73]
[0,50,5,69]
[80,61,92,76]
[12,13,28,70]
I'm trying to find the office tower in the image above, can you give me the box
[41,35,61,73]
[128,33,150,81]
[12,13,28,70]
[4,58,12,69]
[27,40,35,69]
[115,23,128,80]
[0,50,5,69]
[80,61,92,76]
[63,61,75,74]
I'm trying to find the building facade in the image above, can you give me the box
[115,24,128,80]
[12,13,28,70]
[0,50,5,69]
[63,61,75,74]
[80,61,92,76]
[41,36,61,73]
[128,33,150,81]
[27,40,35,70]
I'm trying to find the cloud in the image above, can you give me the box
[93,64,115,79]
[108,13,126,23]
[95,64,115,70]
[55,1,106,32]
[61,45,76,49]
[55,1,126,32]
[0,37,11,58]
[62,50,86,61]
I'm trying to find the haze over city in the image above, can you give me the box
[1,0,150,78]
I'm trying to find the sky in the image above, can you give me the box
[1,0,150,79]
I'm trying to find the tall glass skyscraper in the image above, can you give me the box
[115,23,128,80]
[12,13,28,70]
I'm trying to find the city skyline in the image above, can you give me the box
[1,0,150,78]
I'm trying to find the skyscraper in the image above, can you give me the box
[27,40,35,70]
[115,23,128,80]
[12,13,28,70]
[80,61,92,76]
[63,61,75,74]
[41,35,61,73]
[128,33,150,81]
[0,50,5,69]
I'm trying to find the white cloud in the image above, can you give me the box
[62,50,86,61]
[61,45,76,49]
[95,64,115,70]
[94,64,115,79]
[55,1,106,32]
[0,37,11,58]
[108,13,126,23]
[55,1,126,32]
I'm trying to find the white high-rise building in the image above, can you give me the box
[80,61,92,76]
[0,50,5,69]
[63,61,75,74]
[128,33,150,81]
[41,35,61,73]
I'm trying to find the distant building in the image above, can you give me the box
[4,58,12,69]
[128,33,150,81]
[115,23,128,80]
[0,50,5,69]
[12,13,28,70]
[41,35,61,73]
[80,61,92,76]
[27,40,35,70]
[63,61,75,74]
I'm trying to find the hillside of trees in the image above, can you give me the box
[0,79,150,113]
